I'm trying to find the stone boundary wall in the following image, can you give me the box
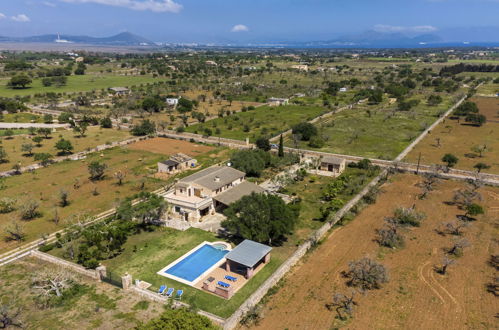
[158,131,251,149]
[222,169,387,330]
[30,250,100,280]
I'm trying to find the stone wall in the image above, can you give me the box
[30,250,100,280]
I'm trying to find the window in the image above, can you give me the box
[174,206,181,213]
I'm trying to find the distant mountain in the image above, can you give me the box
[0,32,154,46]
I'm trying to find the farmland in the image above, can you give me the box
[405,97,499,173]
[249,173,498,330]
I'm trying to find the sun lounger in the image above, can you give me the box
[224,275,237,282]
[166,287,174,297]
[217,281,230,288]
[175,289,183,300]
[158,285,167,294]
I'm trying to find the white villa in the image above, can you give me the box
[164,166,264,222]
[166,97,180,106]
[267,97,289,106]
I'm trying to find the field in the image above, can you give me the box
[185,104,328,142]
[0,74,164,97]
[0,257,164,329]
[405,97,499,173]
[127,136,214,156]
[0,139,227,251]
[0,112,43,123]
[476,83,499,96]
[248,173,498,330]
[0,126,131,172]
[286,93,458,159]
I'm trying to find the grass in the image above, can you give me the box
[286,93,458,159]
[0,112,43,123]
[185,104,328,142]
[0,74,165,97]
[0,126,131,172]
[476,83,499,95]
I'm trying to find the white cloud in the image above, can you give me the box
[11,14,31,22]
[231,24,249,32]
[61,0,182,13]
[42,1,57,7]
[0,13,6,19]
[373,24,437,33]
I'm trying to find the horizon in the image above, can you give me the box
[0,0,499,44]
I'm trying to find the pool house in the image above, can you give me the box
[224,240,272,279]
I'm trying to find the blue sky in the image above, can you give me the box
[0,0,498,42]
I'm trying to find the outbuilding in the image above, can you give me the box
[225,240,272,279]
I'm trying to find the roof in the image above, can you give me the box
[160,159,179,166]
[170,153,193,163]
[178,166,245,191]
[109,87,129,92]
[213,181,265,206]
[225,240,272,268]
[321,156,346,165]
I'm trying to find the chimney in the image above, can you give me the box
[214,176,220,182]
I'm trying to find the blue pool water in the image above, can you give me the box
[165,244,229,282]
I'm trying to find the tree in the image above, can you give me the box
[59,189,70,207]
[222,193,299,245]
[465,113,486,127]
[132,192,167,225]
[0,147,8,164]
[418,171,440,199]
[0,197,16,214]
[131,120,156,136]
[100,117,112,128]
[7,74,32,89]
[32,136,43,147]
[255,137,270,151]
[142,97,164,113]
[471,144,488,158]
[308,135,325,148]
[390,207,426,227]
[442,220,469,236]
[292,122,317,141]
[114,170,126,185]
[137,308,218,330]
[74,62,86,75]
[278,134,284,157]
[32,268,76,308]
[345,257,389,290]
[43,114,53,124]
[33,153,53,167]
[327,292,357,321]
[474,162,490,173]
[73,122,88,137]
[3,220,26,241]
[20,142,34,156]
[464,203,484,219]
[447,238,470,257]
[88,161,107,181]
[230,149,269,177]
[0,305,23,329]
[376,219,404,248]
[442,153,458,168]
[436,256,455,275]
[55,138,73,155]
[427,94,443,106]
[37,127,52,139]
[20,198,40,220]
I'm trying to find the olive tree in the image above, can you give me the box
[345,257,389,290]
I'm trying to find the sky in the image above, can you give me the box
[0,0,498,43]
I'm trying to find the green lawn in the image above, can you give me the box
[186,104,328,142]
[287,94,458,159]
[0,112,43,123]
[477,83,499,95]
[0,74,165,97]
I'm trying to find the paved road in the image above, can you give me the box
[0,122,70,129]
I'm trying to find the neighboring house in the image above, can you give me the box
[320,156,346,175]
[166,97,180,106]
[158,153,196,174]
[164,166,264,222]
[205,60,218,66]
[75,57,84,63]
[108,87,130,96]
[291,64,308,71]
[339,87,348,92]
[267,97,289,106]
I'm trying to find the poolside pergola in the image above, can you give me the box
[224,240,272,279]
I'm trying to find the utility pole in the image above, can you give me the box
[416,152,421,175]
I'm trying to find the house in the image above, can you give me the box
[163,166,264,222]
[205,60,218,66]
[108,87,130,96]
[339,87,348,92]
[75,57,84,63]
[267,97,289,106]
[291,64,308,71]
[166,97,180,106]
[320,156,346,175]
[157,153,196,174]
[225,240,272,279]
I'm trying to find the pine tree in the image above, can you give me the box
[278,134,284,157]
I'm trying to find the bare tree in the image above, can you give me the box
[32,268,76,308]
[418,172,440,200]
[345,257,389,290]
[376,218,404,248]
[3,220,26,242]
[452,188,482,209]
[0,305,22,329]
[59,189,69,207]
[19,198,40,220]
[486,277,498,297]
[436,256,455,275]
[489,254,499,271]
[446,238,470,257]
[441,220,469,236]
[327,291,358,320]
[114,170,126,186]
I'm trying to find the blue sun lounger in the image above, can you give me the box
[218,281,230,288]
[158,285,167,294]
[224,275,237,282]
[166,287,174,297]
[175,289,183,300]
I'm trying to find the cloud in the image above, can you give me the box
[61,0,182,13]
[373,24,437,33]
[231,24,249,32]
[0,13,6,19]
[42,1,57,7]
[11,14,31,22]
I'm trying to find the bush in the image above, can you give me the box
[346,257,389,290]
[292,122,317,141]
[308,135,325,148]
[100,117,112,128]
[131,120,156,136]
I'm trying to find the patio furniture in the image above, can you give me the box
[176,289,183,300]
[224,275,237,282]
[217,281,230,288]
[166,287,174,297]
[158,285,167,294]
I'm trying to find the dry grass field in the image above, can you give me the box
[405,97,499,173]
[127,136,214,156]
[0,257,164,329]
[247,173,498,330]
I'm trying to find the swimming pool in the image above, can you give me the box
[157,242,230,285]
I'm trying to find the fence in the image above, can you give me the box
[101,269,123,288]
[30,250,100,280]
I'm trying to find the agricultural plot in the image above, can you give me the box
[185,104,327,142]
[0,112,43,123]
[286,93,458,159]
[0,257,164,329]
[476,82,499,96]
[249,173,498,330]
[0,126,131,172]
[405,97,499,173]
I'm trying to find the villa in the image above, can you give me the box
[157,153,196,175]
[267,97,289,106]
[166,97,179,106]
[163,166,265,222]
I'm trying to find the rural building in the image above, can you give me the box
[267,97,289,106]
[108,87,130,96]
[157,153,196,174]
[163,166,263,222]
[320,156,346,175]
[339,87,348,92]
[166,97,180,106]
[205,60,218,66]
[291,64,308,71]
[225,240,272,279]
[74,57,84,63]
